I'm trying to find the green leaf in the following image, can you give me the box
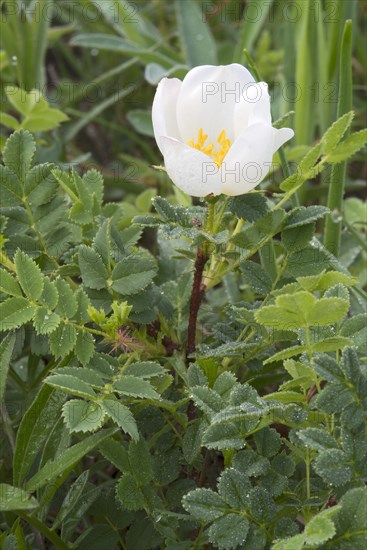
[298,428,337,451]
[0,165,22,206]
[24,163,58,206]
[0,484,38,511]
[49,323,77,358]
[240,261,272,294]
[123,361,165,379]
[330,487,367,548]
[0,297,36,331]
[2,129,36,181]
[25,427,117,492]
[284,206,329,229]
[128,438,154,484]
[45,373,95,399]
[202,423,244,450]
[182,420,206,464]
[327,129,367,163]
[39,277,59,309]
[102,399,139,440]
[208,514,250,550]
[113,375,160,400]
[14,250,44,300]
[313,449,352,486]
[217,468,251,509]
[55,278,78,318]
[13,386,66,485]
[227,194,269,222]
[116,473,145,511]
[304,510,336,546]
[111,254,157,295]
[0,268,22,297]
[0,332,15,403]
[341,314,367,354]
[182,488,227,521]
[321,111,354,155]
[175,0,217,67]
[282,223,315,253]
[126,109,154,137]
[33,306,60,335]
[152,196,191,226]
[62,400,105,433]
[78,245,108,290]
[75,330,95,366]
[53,471,89,529]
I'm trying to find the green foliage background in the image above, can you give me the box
[0,1,366,549]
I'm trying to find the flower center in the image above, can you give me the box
[187,128,231,167]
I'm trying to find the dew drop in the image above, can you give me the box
[91,48,99,56]
[11,55,17,65]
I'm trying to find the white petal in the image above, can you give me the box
[152,77,182,154]
[273,127,295,153]
[160,136,221,197]
[176,64,256,145]
[234,82,271,139]
[219,124,275,196]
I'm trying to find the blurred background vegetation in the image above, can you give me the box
[0,0,366,264]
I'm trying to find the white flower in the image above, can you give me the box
[152,64,294,197]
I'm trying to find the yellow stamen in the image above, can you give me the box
[187,127,231,167]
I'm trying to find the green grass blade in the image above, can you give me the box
[324,20,353,256]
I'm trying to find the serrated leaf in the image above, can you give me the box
[62,400,104,433]
[25,427,117,492]
[182,420,206,464]
[13,386,66,485]
[14,250,44,300]
[330,488,367,547]
[227,194,269,222]
[0,332,15,403]
[202,422,244,450]
[33,307,60,335]
[182,488,227,521]
[240,260,272,294]
[129,438,154,483]
[78,245,108,290]
[298,428,337,451]
[0,165,22,206]
[217,468,251,508]
[116,473,145,511]
[113,375,160,399]
[282,223,314,252]
[39,277,58,309]
[55,278,78,318]
[327,128,367,163]
[0,297,36,331]
[0,268,22,297]
[284,206,329,229]
[111,254,157,296]
[208,514,250,550]
[123,361,165,378]
[340,314,367,354]
[24,163,58,205]
[102,399,138,440]
[45,373,95,399]
[48,323,77,358]
[321,111,354,155]
[75,330,95,366]
[313,449,352,486]
[53,367,104,388]
[0,484,38,511]
[2,129,36,181]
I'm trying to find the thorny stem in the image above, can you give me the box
[186,245,209,360]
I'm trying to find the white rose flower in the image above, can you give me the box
[152,63,294,197]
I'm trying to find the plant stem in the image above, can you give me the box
[17,512,71,550]
[324,20,353,256]
[186,246,208,359]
